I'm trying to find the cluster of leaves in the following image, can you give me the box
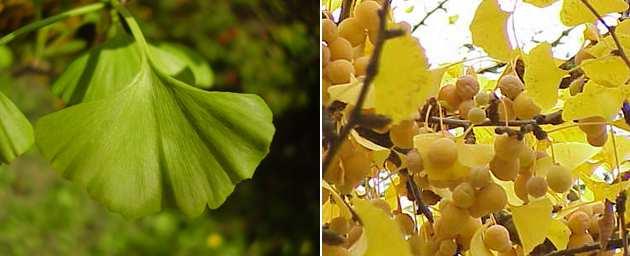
[0,0,275,220]
[322,0,630,255]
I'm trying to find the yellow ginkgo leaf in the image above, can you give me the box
[546,219,571,250]
[511,197,553,255]
[470,224,493,256]
[542,125,587,143]
[323,181,353,219]
[328,76,375,109]
[581,56,630,87]
[562,80,624,121]
[457,143,494,167]
[384,177,399,211]
[496,179,526,206]
[470,0,513,62]
[551,142,600,171]
[524,0,559,8]
[578,173,630,201]
[524,43,568,111]
[600,134,630,170]
[352,199,413,256]
[351,130,390,167]
[613,119,630,132]
[373,35,431,124]
[473,127,496,145]
[617,20,630,35]
[560,0,628,27]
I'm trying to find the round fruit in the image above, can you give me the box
[526,176,548,198]
[456,75,480,99]
[568,211,591,234]
[498,75,524,100]
[457,217,482,250]
[322,19,338,43]
[567,233,594,250]
[459,99,475,117]
[469,183,508,218]
[338,18,366,46]
[389,119,418,149]
[489,156,519,181]
[427,137,458,167]
[519,147,536,170]
[452,182,476,209]
[587,131,608,147]
[468,107,487,124]
[514,173,532,203]
[323,45,331,67]
[406,150,423,174]
[326,59,355,84]
[546,164,573,193]
[328,37,353,61]
[498,98,515,121]
[484,225,512,252]
[394,213,415,236]
[437,201,473,238]
[475,91,490,106]
[438,84,462,110]
[344,225,363,247]
[437,239,457,256]
[469,166,492,189]
[513,93,541,119]
[494,134,523,161]
[354,1,381,31]
[578,116,607,136]
[353,56,370,77]
[330,217,352,234]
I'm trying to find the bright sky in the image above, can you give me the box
[391,0,619,70]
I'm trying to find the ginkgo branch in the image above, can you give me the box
[322,0,402,176]
[579,0,630,70]
[425,110,563,128]
[412,0,450,32]
[0,2,106,45]
[339,0,354,23]
[543,237,630,256]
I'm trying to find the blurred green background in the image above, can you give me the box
[0,0,318,255]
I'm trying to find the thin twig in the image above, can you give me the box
[424,110,563,128]
[550,27,577,47]
[579,0,630,69]
[543,237,630,256]
[322,0,401,176]
[412,0,450,32]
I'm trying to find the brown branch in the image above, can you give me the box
[412,0,450,32]
[543,237,630,256]
[322,0,401,176]
[425,110,563,128]
[550,27,577,47]
[579,0,630,70]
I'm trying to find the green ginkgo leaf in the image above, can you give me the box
[53,31,213,105]
[37,63,274,218]
[38,38,274,219]
[150,42,214,88]
[0,92,34,164]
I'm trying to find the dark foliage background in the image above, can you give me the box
[0,0,318,255]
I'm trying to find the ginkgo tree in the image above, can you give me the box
[322,0,630,255]
[0,1,275,218]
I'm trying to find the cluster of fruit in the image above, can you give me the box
[565,203,613,255]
